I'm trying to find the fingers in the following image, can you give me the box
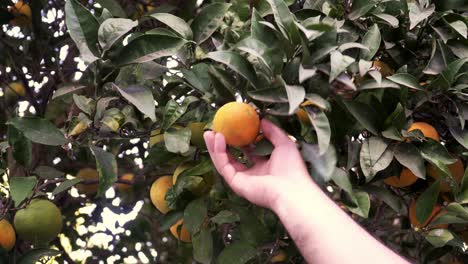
[261,119,292,147]
[204,131,245,182]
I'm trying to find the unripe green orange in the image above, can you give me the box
[14,200,62,245]
[76,168,99,195]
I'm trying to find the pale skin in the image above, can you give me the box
[204,119,410,264]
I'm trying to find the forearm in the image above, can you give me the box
[272,179,410,264]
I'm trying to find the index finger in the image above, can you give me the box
[261,119,292,147]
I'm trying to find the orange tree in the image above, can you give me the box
[0,0,467,263]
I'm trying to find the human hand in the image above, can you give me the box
[204,119,312,209]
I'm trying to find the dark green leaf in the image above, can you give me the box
[211,210,240,225]
[301,143,337,181]
[95,0,127,17]
[193,228,213,264]
[341,100,380,135]
[387,73,423,90]
[347,191,370,218]
[365,185,405,214]
[360,24,381,60]
[426,229,454,248]
[306,108,331,155]
[449,124,468,150]
[394,143,426,179]
[52,84,86,100]
[330,50,355,82]
[7,117,68,146]
[113,83,156,122]
[34,166,64,180]
[416,181,441,223]
[10,177,36,206]
[360,137,393,181]
[159,211,184,231]
[217,241,257,264]
[373,13,399,28]
[162,97,198,130]
[98,18,137,51]
[73,94,95,115]
[191,3,232,44]
[420,140,457,164]
[90,145,118,197]
[8,126,32,168]
[266,0,301,45]
[52,178,83,196]
[149,13,193,40]
[207,51,259,89]
[248,88,288,103]
[331,168,353,194]
[184,198,207,233]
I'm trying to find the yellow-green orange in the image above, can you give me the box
[170,219,191,242]
[76,168,99,195]
[150,176,173,214]
[188,122,207,148]
[213,102,260,147]
[271,250,287,263]
[427,159,465,192]
[14,200,62,245]
[408,122,440,141]
[0,219,16,251]
[5,82,26,101]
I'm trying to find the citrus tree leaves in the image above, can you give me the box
[149,13,193,40]
[387,73,423,90]
[90,145,117,196]
[7,117,68,146]
[207,51,259,89]
[184,198,207,234]
[10,177,36,206]
[360,24,381,60]
[112,83,156,122]
[394,143,426,179]
[216,241,257,264]
[191,3,232,44]
[193,228,213,264]
[98,18,138,51]
[115,34,187,65]
[360,137,393,181]
[164,127,191,154]
[416,181,441,224]
[17,249,62,264]
[65,0,100,62]
[52,179,83,196]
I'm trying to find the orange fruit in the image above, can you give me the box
[271,250,287,262]
[384,168,418,188]
[372,60,394,77]
[409,200,448,229]
[296,101,315,123]
[9,1,32,27]
[408,122,440,141]
[427,159,465,192]
[170,219,191,242]
[5,82,26,102]
[213,102,260,147]
[115,173,134,191]
[150,176,173,214]
[76,168,99,196]
[0,219,16,251]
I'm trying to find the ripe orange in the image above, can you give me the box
[213,102,260,147]
[296,101,315,123]
[0,219,16,251]
[76,168,99,195]
[372,60,394,77]
[115,173,134,191]
[271,250,287,262]
[170,219,191,242]
[408,122,440,141]
[150,176,173,214]
[427,159,465,192]
[384,168,418,188]
[409,200,448,229]
[9,1,32,27]
[14,199,63,245]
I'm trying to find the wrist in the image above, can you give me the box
[271,178,319,216]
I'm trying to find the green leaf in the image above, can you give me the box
[10,177,37,206]
[34,166,64,180]
[164,127,191,154]
[458,168,468,203]
[73,94,95,115]
[284,83,305,115]
[394,143,426,179]
[449,124,468,150]
[7,117,68,146]
[305,108,331,155]
[8,126,32,168]
[387,73,423,90]
[159,211,184,231]
[115,34,187,65]
[65,0,100,62]
[409,3,435,30]
[347,191,371,218]
[211,210,240,225]
[416,181,441,223]
[52,84,86,100]
[145,142,177,165]
[426,229,454,248]
[52,178,83,196]
[149,13,193,40]
[432,58,468,89]
[217,241,257,264]
[17,249,62,264]
[429,214,468,226]
[98,18,137,51]
[95,0,127,18]
[184,198,207,234]
[191,3,232,44]
[207,51,259,89]
[384,103,406,130]
[112,83,156,122]
[365,185,405,214]
[301,143,337,181]
[330,50,355,82]
[266,0,301,45]
[446,203,468,220]
[161,97,198,130]
[360,137,393,181]
[341,100,380,135]
[348,0,376,20]
[360,24,381,60]
[373,13,399,28]
[90,145,118,197]
[193,228,213,264]
[248,88,288,103]
[331,168,353,194]
[448,20,467,39]
[420,140,457,164]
